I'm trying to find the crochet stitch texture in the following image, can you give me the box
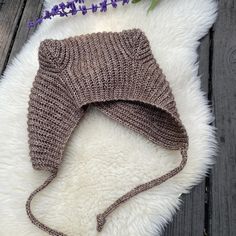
[26,28,189,235]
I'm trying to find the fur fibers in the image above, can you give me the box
[0,0,217,235]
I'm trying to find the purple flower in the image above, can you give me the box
[59,2,66,10]
[91,3,98,12]
[59,2,68,16]
[69,2,77,15]
[36,18,43,24]
[28,21,35,28]
[100,0,107,12]
[43,10,52,19]
[51,5,59,16]
[79,5,87,15]
[111,0,117,8]
[122,0,129,5]
[91,3,98,13]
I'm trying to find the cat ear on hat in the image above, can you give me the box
[119,28,153,61]
[38,38,70,72]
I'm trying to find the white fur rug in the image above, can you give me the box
[0,0,217,235]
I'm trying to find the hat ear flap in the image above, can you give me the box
[28,48,82,172]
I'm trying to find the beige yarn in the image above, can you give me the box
[26,28,189,235]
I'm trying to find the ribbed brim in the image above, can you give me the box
[96,100,187,150]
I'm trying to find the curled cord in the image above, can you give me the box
[96,147,188,232]
[26,171,68,236]
[25,148,188,234]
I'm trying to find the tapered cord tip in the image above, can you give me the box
[97,214,106,232]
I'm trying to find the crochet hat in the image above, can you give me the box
[26,28,189,235]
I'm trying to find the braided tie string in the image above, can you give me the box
[97,146,188,232]
[26,171,68,236]
[25,147,188,234]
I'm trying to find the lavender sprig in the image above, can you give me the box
[28,0,129,28]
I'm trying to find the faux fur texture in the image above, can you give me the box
[0,0,218,235]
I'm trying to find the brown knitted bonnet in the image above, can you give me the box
[26,28,189,235]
